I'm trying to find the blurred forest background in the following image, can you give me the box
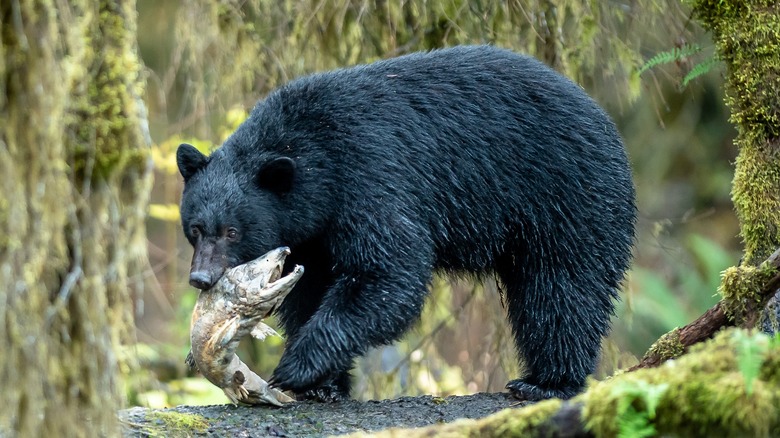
[130,0,739,407]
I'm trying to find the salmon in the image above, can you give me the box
[186,247,303,406]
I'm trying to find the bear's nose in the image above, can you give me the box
[189,271,214,290]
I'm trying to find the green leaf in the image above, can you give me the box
[611,380,669,438]
[682,56,721,88]
[638,44,702,75]
[733,330,769,395]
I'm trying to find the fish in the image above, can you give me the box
[186,247,303,406]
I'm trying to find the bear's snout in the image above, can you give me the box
[189,271,215,290]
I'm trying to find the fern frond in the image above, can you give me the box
[681,56,721,88]
[638,44,702,75]
[733,330,769,395]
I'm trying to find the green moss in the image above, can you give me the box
[489,400,564,437]
[731,140,780,265]
[583,329,780,438]
[432,396,447,405]
[691,0,780,265]
[647,328,685,361]
[720,263,777,324]
[759,337,780,385]
[147,411,209,436]
[66,0,148,182]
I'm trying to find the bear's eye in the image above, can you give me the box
[226,228,238,240]
[190,225,201,238]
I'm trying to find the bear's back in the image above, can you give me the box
[231,46,635,271]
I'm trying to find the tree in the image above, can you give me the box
[0,1,149,436]
[701,0,780,325]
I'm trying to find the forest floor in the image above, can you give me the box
[120,392,526,437]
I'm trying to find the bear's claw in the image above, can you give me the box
[506,379,579,401]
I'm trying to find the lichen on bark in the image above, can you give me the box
[66,1,150,180]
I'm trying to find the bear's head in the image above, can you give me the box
[176,143,296,290]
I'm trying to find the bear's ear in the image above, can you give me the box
[257,157,296,194]
[177,143,208,181]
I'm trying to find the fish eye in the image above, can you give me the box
[226,227,238,240]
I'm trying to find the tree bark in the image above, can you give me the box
[0,1,150,436]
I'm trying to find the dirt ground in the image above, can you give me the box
[120,392,528,437]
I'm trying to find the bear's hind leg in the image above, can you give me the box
[497,252,615,401]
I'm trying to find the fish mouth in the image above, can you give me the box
[269,264,283,283]
[268,246,291,284]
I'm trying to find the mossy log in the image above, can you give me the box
[361,329,780,438]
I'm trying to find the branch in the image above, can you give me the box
[629,247,780,371]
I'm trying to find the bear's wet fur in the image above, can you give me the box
[177,45,636,402]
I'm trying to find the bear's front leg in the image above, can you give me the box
[270,260,431,400]
[297,372,351,402]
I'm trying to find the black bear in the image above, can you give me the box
[177,45,636,402]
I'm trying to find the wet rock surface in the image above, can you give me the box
[120,392,526,437]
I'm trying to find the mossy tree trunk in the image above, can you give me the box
[694,0,780,325]
[0,1,150,436]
